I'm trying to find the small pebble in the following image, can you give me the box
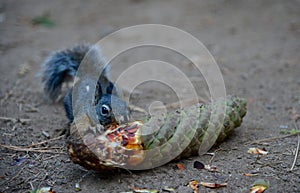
[42,131,50,138]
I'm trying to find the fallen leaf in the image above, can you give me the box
[75,182,81,192]
[120,192,134,193]
[31,13,55,28]
[247,147,268,155]
[243,173,259,177]
[249,179,268,193]
[162,186,175,192]
[249,185,268,193]
[200,182,227,189]
[132,187,158,193]
[34,187,56,193]
[189,180,199,193]
[176,163,184,171]
[120,192,133,193]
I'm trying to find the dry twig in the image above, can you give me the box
[0,135,65,153]
[248,132,300,145]
[0,144,65,154]
[25,135,65,148]
[290,122,300,171]
[0,116,31,123]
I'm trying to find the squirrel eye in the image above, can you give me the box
[101,104,111,116]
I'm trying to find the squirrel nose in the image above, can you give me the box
[113,114,129,125]
[115,115,125,124]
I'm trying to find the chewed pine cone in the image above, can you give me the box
[66,96,247,171]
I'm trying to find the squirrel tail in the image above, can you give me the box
[41,44,91,100]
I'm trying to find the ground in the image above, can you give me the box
[0,0,300,192]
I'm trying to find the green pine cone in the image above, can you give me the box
[67,96,247,171]
[139,96,247,167]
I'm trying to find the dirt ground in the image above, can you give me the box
[0,0,300,192]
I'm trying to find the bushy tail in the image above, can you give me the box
[41,44,91,100]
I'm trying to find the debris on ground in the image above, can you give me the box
[199,182,227,189]
[30,187,56,193]
[132,187,159,193]
[193,161,217,171]
[247,147,268,155]
[162,186,175,192]
[188,180,199,193]
[31,13,55,28]
[249,179,268,193]
[176,163,184,171]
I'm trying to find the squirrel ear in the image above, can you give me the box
[97,73,112,96]
[106,82,114,94]
[94,82,103,104]
[84,45,121,101]
[83,45,110,103]
[82,45,108,74]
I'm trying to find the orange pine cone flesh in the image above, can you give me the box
[66,114,145,171]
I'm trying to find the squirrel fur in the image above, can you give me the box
[41,44,129,126]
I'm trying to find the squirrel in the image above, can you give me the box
[41,44,129,126]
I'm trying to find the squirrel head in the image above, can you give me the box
[96,94,129,126]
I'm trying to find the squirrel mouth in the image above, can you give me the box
[67,115,145,170]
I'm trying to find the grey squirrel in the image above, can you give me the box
[41,44,129,126]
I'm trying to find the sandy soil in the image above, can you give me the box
[0,0,299,192]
